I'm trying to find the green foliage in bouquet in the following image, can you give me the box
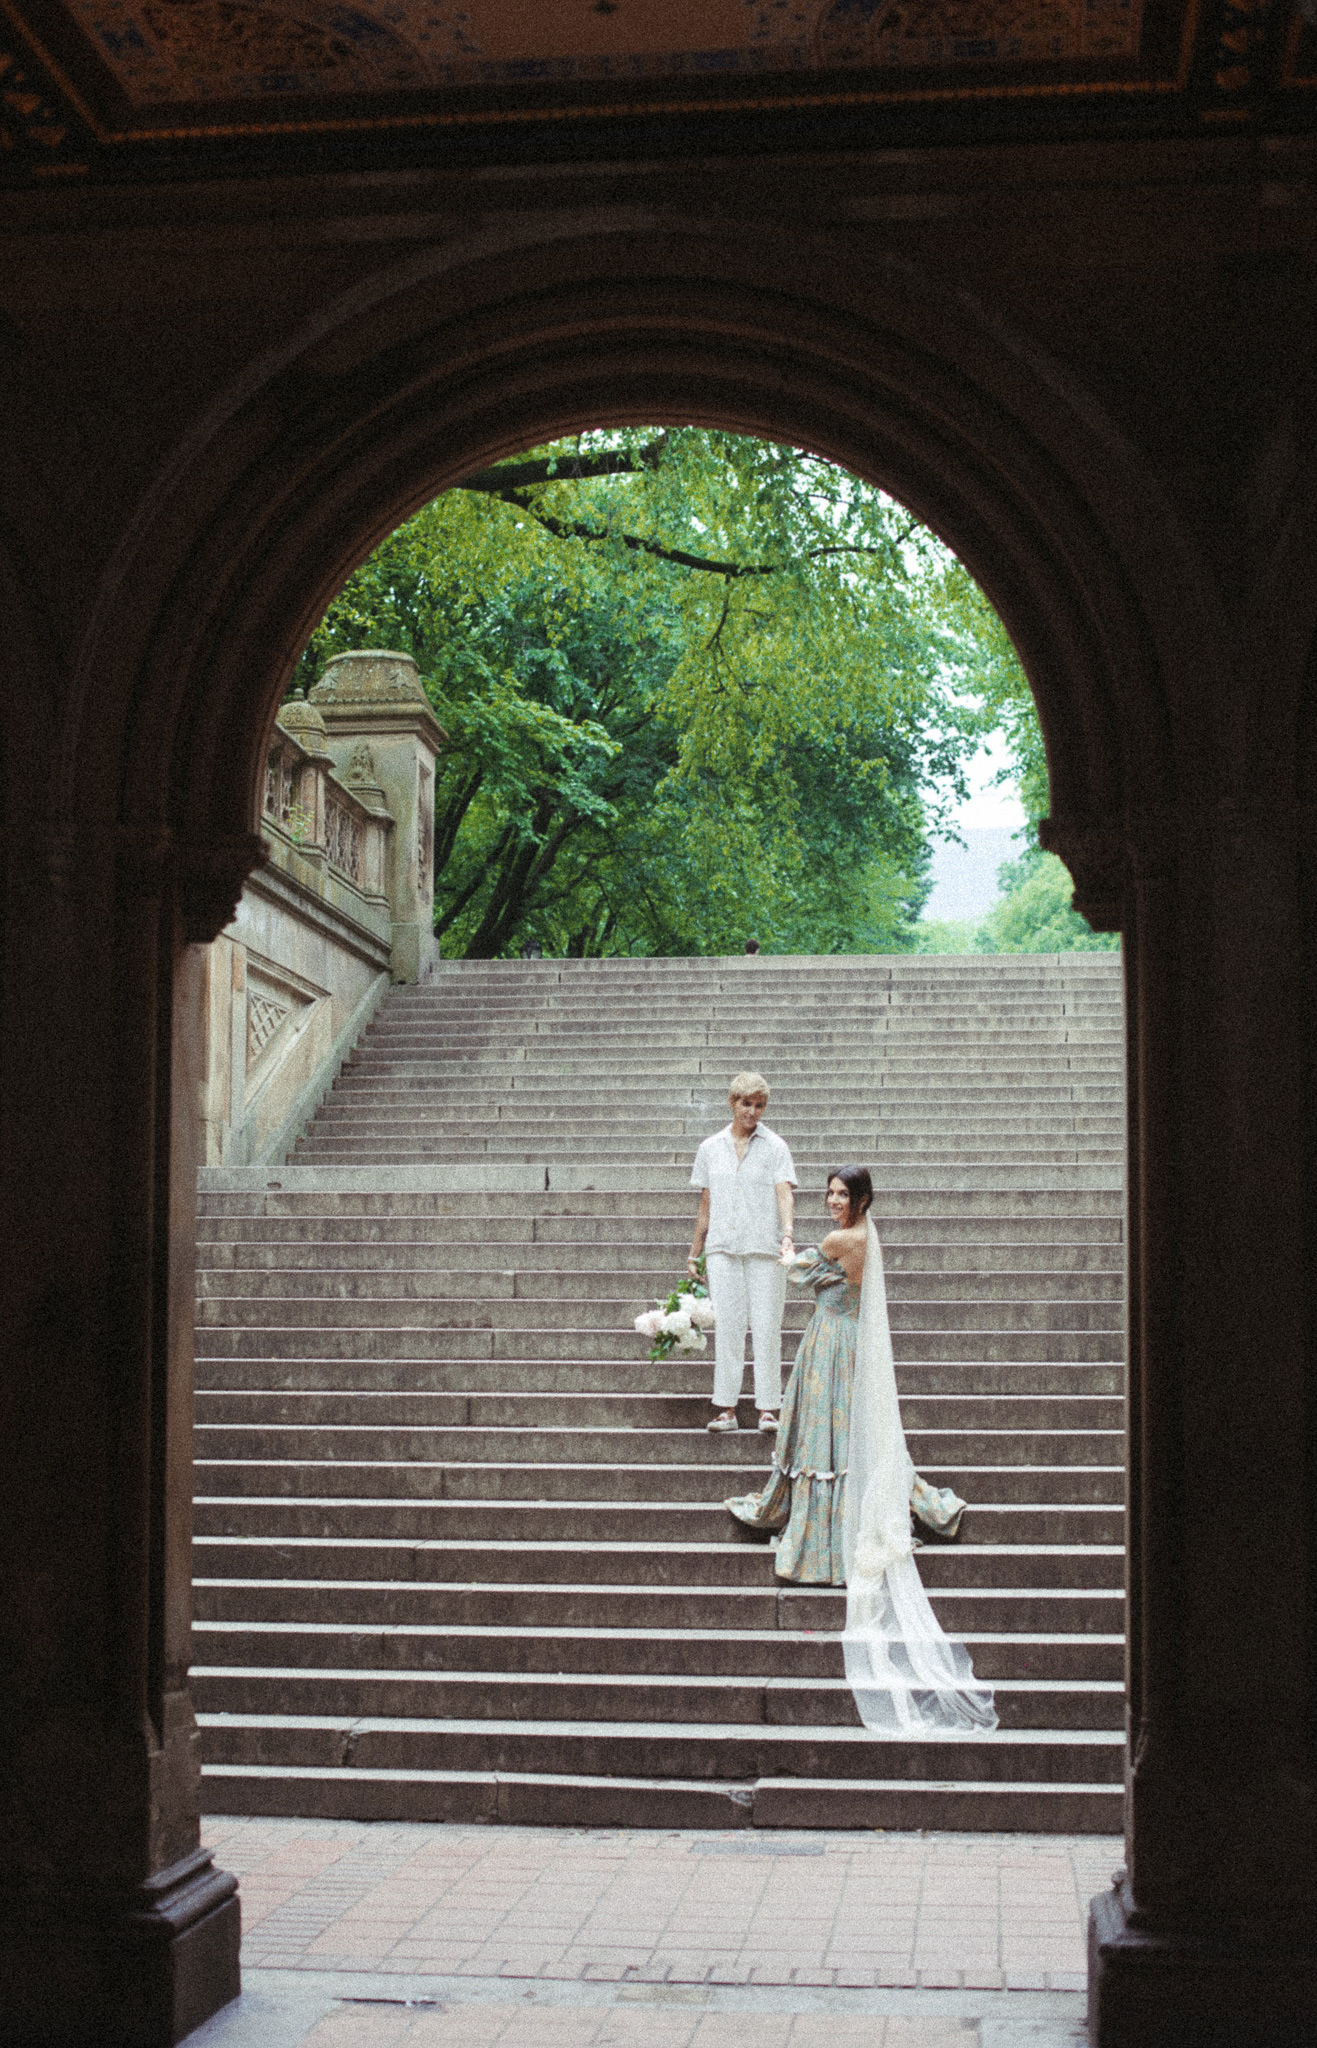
[633,1255,717,1361]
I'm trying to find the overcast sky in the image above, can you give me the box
[920,734,1029,922]
[944,731,1027,831]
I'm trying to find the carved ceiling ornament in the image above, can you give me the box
[4,0,1304,179]
[0,21,80,160]
[1038,817,1133,934]
[179,831,268,943]
[1038,808,1186,931]
[113,826,266,938]
[58,0,1147,106]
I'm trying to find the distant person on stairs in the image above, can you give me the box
[688,1072,796,1434]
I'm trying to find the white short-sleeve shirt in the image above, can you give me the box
[690,1122,798,1258]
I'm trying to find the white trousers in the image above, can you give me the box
[706,1252,785,1411]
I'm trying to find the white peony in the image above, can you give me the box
[661,1309,693,1337]
[688,1298,716,1329]
[634,1309,665,1339]
[677,1328,707,1351]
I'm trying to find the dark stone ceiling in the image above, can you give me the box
[0,0,1312,184]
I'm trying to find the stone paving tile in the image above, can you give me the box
[202,1816,1115,2021]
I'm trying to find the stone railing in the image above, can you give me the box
[198,651,445,1166]
[261,716,390,902]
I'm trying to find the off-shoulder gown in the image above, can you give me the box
[723,1248,966,1586]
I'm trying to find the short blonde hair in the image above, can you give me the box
[728,1070,770,1103]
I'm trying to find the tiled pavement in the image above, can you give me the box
[188,1819,1118,2047]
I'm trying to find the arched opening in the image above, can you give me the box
[29,230,1293,2045]
[190,417,1129,1839]
[113,239,1189,865]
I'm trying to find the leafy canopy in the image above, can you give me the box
[915,561,1118,953]
[297,427,1008,956]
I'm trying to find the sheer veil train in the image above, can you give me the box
[842,1216,998,1734]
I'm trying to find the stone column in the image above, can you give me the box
[1048,807,1317,2048]
[277,691,332,870]
[0,785,261,2041]
[310,651,445,981]
[339,740,395,908]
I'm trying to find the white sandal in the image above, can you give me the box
[757,1412,779,1433]
[707,1411,739,1432]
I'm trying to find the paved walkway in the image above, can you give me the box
[188,1820,1118,2047]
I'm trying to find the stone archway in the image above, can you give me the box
[5,216,1315,2047]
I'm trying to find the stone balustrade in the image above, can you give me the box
[198,650,445,1166]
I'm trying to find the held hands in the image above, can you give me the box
[779,1232,796,1266]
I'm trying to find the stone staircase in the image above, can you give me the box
[193,952,1127,1831]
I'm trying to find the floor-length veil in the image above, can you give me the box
[842,1215,998,1734]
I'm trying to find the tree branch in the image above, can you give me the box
[454,439,667,495]
[433,823,514,938]
[432,766,484,879]
[487,491,896,580]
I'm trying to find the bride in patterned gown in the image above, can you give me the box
[724,1164,996,1735]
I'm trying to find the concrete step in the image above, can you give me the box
[356,1021,1124,1041]
[367,1002,1123,1025]
[295,1141,1123,1166]
[194,1458,1124,1505]
[192,1534,1125,1592]
[272,1164,1127,1193]
[196,1239,1125,1272]
[192,1423,1124,1466]
[196,1708,1124,1784]
[325,1067,1125,1091]
[335,1043,1125,1064]
[197,1217,1125,1250]
[196,1329,1126,1362]
[192,1617,1124,1683]
[194,1390,1124,1432]
[198,1186,1126,1218]
[193,1576,1125,1636]
[324,1091,1124,1115]
[193,1358,1124,1395]
[199,1761,1124,1832]
[193,1495,1125,1546]
[196,1268,1124,1304]
[195,1295,1123,1332]
[326,1071,1125,1091]
[305,1114,1125,1142]
[357,1003,1122,1024]
[354,1006,1123,1024]
[192,1665,1124,1731]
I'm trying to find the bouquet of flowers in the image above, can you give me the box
[634,1258,716,1361]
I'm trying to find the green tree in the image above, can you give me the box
[297,428,993,956]
[931,560,1117,953]
[978,852,1120,953]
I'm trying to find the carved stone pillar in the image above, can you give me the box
[277,691,332,869]
[1,810,262,2045]
[340,741,394,908]
[310,650,446,981]
[1046,807,1317,2047]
